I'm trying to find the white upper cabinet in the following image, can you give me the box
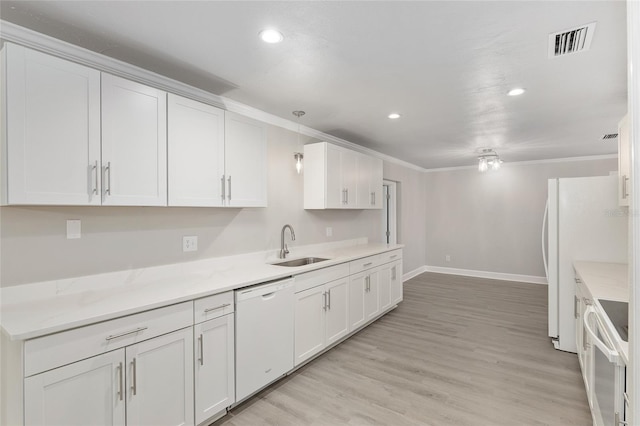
[168,94,225,207]
[618,114,630,206]
[356,154,383,209]
[1,43,101,205]
[223,111,267,207]
[304,142,383,209]
[101,73,167,206]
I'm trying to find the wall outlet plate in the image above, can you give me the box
[326,227,333,237]
[66,220,81,239]
[183,236,198,252]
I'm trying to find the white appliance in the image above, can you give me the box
[235,278,294,402]
[543,175,627,353]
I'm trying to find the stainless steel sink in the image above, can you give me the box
[272,257,329,267]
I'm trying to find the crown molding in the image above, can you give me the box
[0,20,425,173]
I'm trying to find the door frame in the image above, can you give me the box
[382,180,397,245]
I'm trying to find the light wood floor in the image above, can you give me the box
[215,272,592,426]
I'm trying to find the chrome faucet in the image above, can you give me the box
[280,224,296,259]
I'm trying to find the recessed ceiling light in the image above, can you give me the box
[507,88,526,96]
[259,29,284,44]
[388,113,401,119]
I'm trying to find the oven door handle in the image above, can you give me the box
[583,306,620,364]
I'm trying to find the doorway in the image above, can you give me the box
[382,180,397,244]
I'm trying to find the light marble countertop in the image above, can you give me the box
[0,239,403,341]
[573,261,629,364]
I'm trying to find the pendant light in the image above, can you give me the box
[293,110,305,174]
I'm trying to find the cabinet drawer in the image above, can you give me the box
[379,249,402,264]
[24,302,193,377]
[294,263,350,293]
[349,255,381,274]
[194,291,234,323]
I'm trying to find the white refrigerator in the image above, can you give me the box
[544,174,627,353]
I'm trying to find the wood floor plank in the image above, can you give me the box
[214,272,592,426]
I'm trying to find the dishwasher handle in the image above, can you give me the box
[235,278,294,302]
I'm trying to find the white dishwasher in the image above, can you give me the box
[235,277,295,402]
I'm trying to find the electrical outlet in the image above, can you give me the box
[183,236,198,252]
[326,227,333,237]
[445,255,451,262]
[66,220,81,239]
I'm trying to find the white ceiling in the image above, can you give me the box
[0,1,628,169]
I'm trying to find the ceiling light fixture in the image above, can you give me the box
[388,113,401,119]
[293,110,306,174]
[477,149,503,172]
[259,29,284,44]
[507,88,526,96]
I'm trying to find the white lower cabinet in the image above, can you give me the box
[24,349,126,425]
[194,314,235,424]
[24,327,194,426]
[349,268,380,331]
[294,277,349,366]
[126,328,194,426]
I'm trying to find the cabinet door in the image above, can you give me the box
[224,111,267,207]
[4,43,101,205]
[101,73,167,206]
[24,349,125,426]
[126,328,194,426]
[325,144,344,208]
[364,270,380,321]
[294,285,326,366]
[378,264,392,312]
[341,149,358,208]
[325,277,349,346]
[348,273,367,331]
[356,154,372,209]
[168,94,225,207]
[618,114,630,206]
[390,261,404,305]
[370,157,384,209]
[194,315,235,424]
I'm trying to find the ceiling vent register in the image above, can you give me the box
[548,22,596,58]
[602,133,618,141]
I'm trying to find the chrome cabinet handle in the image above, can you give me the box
[198,334,204,366]
[574,296,579,319]
[327,289,331,310]
[615,411,628,425]
[346,188,349,204]
[103,162,112,196]
[90,161,98,195]
[363,262,373,267]
[342,189,347,204]
[392,266,396,280]
[322,291,327,311]
[105,327,148,341]
[221,175,225,202]
[574,277,582,283]
[117,362,123,401]
[227,176,232,201]
[204,303,231,313]
[390,254,398,259]
[131,358,137,396]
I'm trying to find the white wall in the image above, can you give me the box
[424,157,618,278]
[0,124,424,287]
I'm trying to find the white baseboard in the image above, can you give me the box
[422,265,548,285]
[403,266,427,282]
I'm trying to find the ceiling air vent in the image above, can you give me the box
[602,133,618,141]
[548,22,596,58]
